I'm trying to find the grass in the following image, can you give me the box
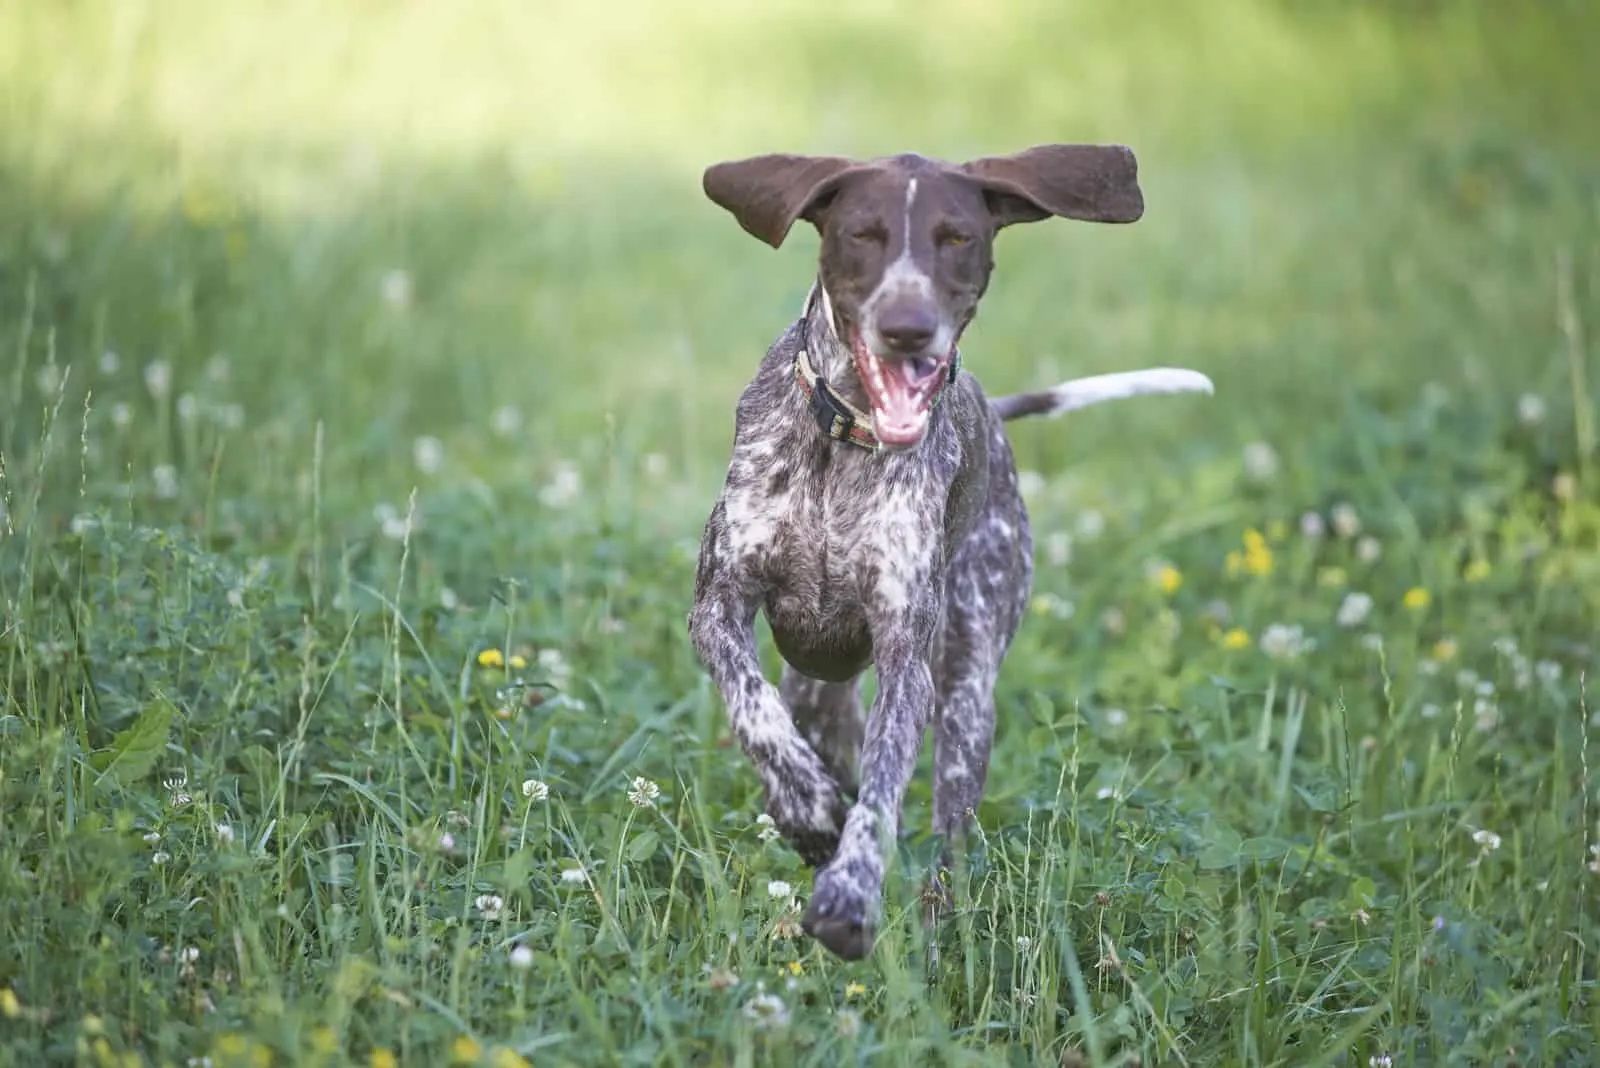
[2,0,1599,1064]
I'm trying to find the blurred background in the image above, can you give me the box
[3,0,1596,532]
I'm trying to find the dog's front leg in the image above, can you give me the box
[688,526,848,866]
[802,593,939,960]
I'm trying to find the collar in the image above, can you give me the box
[793,295,961,453]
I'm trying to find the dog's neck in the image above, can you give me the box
[800,282,870,412]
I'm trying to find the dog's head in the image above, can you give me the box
[703,145,1144,448]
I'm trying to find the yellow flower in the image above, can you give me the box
[1402,587,1431,611]
[216,1035,249,1058]
[310,1026,339,1055]
[1153,564,1183,594]
[0,988,19,1018]
[784,960,804,976]
[250,1044,274,1068]
[1431,638,1459,662]
[476,648,505,669]
[450,1035,483,1065]
[844,981,868,999]
[489,1048,530,1068]
[1220,627,1251,650]
[370,1051,399,1068]
[509,653,529,670]
[1463,559,1491,583]
[1317,566,1348,589]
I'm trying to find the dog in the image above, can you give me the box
[687,145,1212,960]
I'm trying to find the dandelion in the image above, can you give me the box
[1242,441,1279,482]
[489,1047,530,1068]
[508,653,528,670]
[1336,592,1373,628]
[1240,528,1273,575]
[1431,638,1459,663]
[214,823,235,845]
[413,436,444,474]
[509,944,534,970]
[1471,828,1502,852]
[1401,587,1431,611]
[741,990,790,1031]
[1516,393,1547,425]
[477,648,506,669]
[153,464,180,500]
[380,269,414,310]
[1220,627,1251,650]
[1151,563,1183,594]
[1299,511,1326,539]
[627,776,661,807]
[1355,536,1382,563]
[521,779,549,801]
[559,866,588,885]
[1463,558,1491,583]
[475,894,505,920]
[144,360,172,399]
[766,880,793,900]
[1259,623,1310,661]
[110,402,133,429]
[1017,470,1045,497]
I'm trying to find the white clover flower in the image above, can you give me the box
[1336,592,1374,628]
[215,404,245,431]
[100,350,121,374]
[35,365,62,396]
[214,823,235,845]
[152,851,172,865]
[1516,393,1546,426]
[1473,699,1499,732]
[627,776,661,808]
[1015,935,1033,951]
[152,465,179,500]
[537,648,572,686]
[1102,708,1128,728]
[1044,531,1073,567]
[143,831,161,844]
[1299,511,1326,539]
[1095,786,1120,802]
[1369,1053,1393,1068]
[509,944,534,970]
[475,894,505,920]
[1075,509,1106,541]
[521,779,549,802]
[176,393,199,423]
[560,866,588,885]
[491,405,522,438]
[412,436,444,474]
[1330,502,1361,539]
[1242,441,1279,482]
[540,461,583,508]
[1471,828,1502,852]
[438,831,456,853]
[1419,703,1441,719]
[755,813,781,843]
[1360,632,1385,652]
[110,402,133,429]
[144,360,172,399]
[1355,536,1382,563]
[1259,623,1310,661]
[766,880,793,900]
[1456,669,1479,690]
[1492,636,1519,657]
[380,269,413,309]
[642,452,669,478]
[1536,660,1562,685]
[741,990,790,1031]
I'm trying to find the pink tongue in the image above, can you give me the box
[871,364,924,429]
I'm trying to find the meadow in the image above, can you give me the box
[2,1,1599,1064]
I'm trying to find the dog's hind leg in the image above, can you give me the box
[781,667,865,800]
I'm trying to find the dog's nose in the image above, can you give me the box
[876,307,937,353]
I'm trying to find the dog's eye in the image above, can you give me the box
[849,225,886,244]
[938,231,971,248]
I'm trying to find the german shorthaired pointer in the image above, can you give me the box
[688,145,1212,960]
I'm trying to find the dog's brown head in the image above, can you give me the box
[703,145,1144,448]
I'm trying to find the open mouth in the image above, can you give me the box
[850,332,950,447]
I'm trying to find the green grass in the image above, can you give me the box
[3,1,1600,1065]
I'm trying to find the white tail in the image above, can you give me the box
[992,367,1214,420]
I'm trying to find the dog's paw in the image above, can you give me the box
[803,865,878,961]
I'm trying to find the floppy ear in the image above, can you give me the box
[962,144,1144,229]
[702,154,863,249]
